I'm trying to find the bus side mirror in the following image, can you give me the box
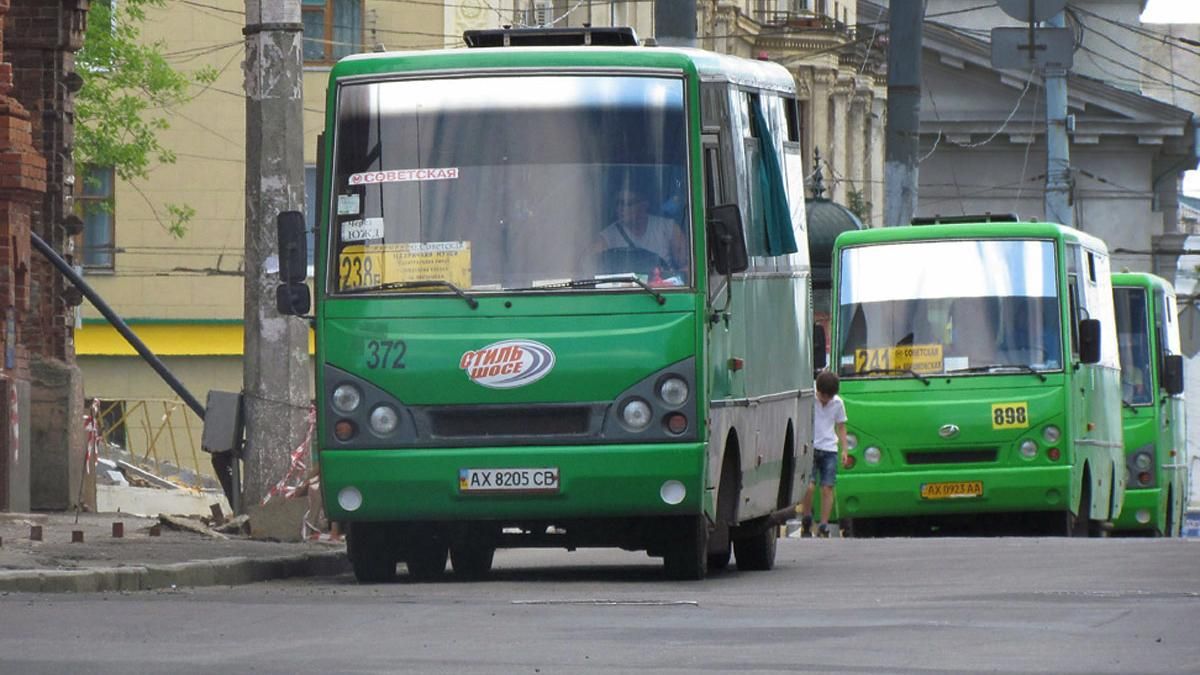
[707,204,749,275]
[1078,318,1101,364]
[277,211,308,283]
[276,211,310,316]
[813,324,827,370]
[276,283,311,316]
[1163,353,1185,396]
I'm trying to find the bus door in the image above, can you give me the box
[1156,287,1188,526]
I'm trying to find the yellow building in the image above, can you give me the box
[77,0,883,479]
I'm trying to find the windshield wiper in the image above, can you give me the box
[1121,399,1139,414]
[946,364,1047,382]
[518,275,665,305]
[340,279,478,309]
[852,368,930,385]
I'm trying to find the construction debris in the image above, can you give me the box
[158,514,229,540]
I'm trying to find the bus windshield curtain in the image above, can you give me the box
[750,97,798,256]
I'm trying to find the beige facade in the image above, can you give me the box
[78,0,883,476]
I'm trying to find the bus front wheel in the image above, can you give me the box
[348,523,397,584]
[404,540,449,581]
[664,516,708,580]
[450,543,496,580]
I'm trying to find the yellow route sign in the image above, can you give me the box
[338,241,471,291]
[855,343,944,374]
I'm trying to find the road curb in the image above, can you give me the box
[0,550,349,593]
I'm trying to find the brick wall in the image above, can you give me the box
[2,0,90,511]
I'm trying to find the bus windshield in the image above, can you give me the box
[329,74,690,295]
[837,239,1063,377]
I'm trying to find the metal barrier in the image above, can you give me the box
[92,398,210,486]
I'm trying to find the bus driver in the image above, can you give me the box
[591,188,688,280]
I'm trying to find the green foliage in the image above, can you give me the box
[847,188,872,226]
[75,0,217,237]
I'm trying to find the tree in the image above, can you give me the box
[75,0,217,237]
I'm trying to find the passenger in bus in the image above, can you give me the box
[591,188,687,280]
[799,371,850,538]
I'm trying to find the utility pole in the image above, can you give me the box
[888,0,921,228]
[655,0,696,47]
[242,0,309,510]
[883,2,924,227]
[1043,11,1073,227]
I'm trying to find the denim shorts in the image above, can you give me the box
[812,449,838,487]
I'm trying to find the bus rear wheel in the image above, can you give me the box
[664,516,708,580]
[734,524,777,571]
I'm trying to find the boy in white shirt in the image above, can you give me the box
[800,371,849,538]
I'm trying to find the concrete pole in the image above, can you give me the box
[883,1,923,226]
[242,0,310,510]
[1043,12,1073,227]
[655,0,696,47]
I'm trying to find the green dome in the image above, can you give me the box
[806,198,863,287]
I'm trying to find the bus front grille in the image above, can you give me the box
[429,406,593,438]
[905,449,998,465]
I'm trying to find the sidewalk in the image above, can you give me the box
[0,511,347,593]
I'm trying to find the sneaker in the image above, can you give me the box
[800,516,813,538]
[817,524,830,538]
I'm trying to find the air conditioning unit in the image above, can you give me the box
[520,0,553,27]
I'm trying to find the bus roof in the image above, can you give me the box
[1112,271,1176,293]
[833,221,1111,254]
[331,45,797,94]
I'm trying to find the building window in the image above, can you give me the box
[78,166,115,270]
[303,0,361,64]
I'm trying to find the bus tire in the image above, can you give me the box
[1164,487,1176,538]
[348,523,397,584]
[734,523,777,571]
[405,540,448,581]
[450,543,495,580]
[664,515,708,581]
[708,451,739,571]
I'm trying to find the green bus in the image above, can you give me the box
[276,27,817,580]
[829,215,1124,536]
[1111,272,1187,536]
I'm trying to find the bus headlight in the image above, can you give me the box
[332,384,362,414]
[1133,452,1152,471]
[863,446,881,465]
[658,377,689,406]
[845,434,858,450]
[369,405,399,435]
[620,399,652,431]
[1042,425,1061,443]
[1020,440,1038,459]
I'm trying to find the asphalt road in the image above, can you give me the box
[2,536,1198,674]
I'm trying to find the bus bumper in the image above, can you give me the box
[1111,487,1164,533]
[837,465,1075,518]
[319,442,706,522]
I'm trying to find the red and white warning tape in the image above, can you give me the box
[261,404,317,506]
